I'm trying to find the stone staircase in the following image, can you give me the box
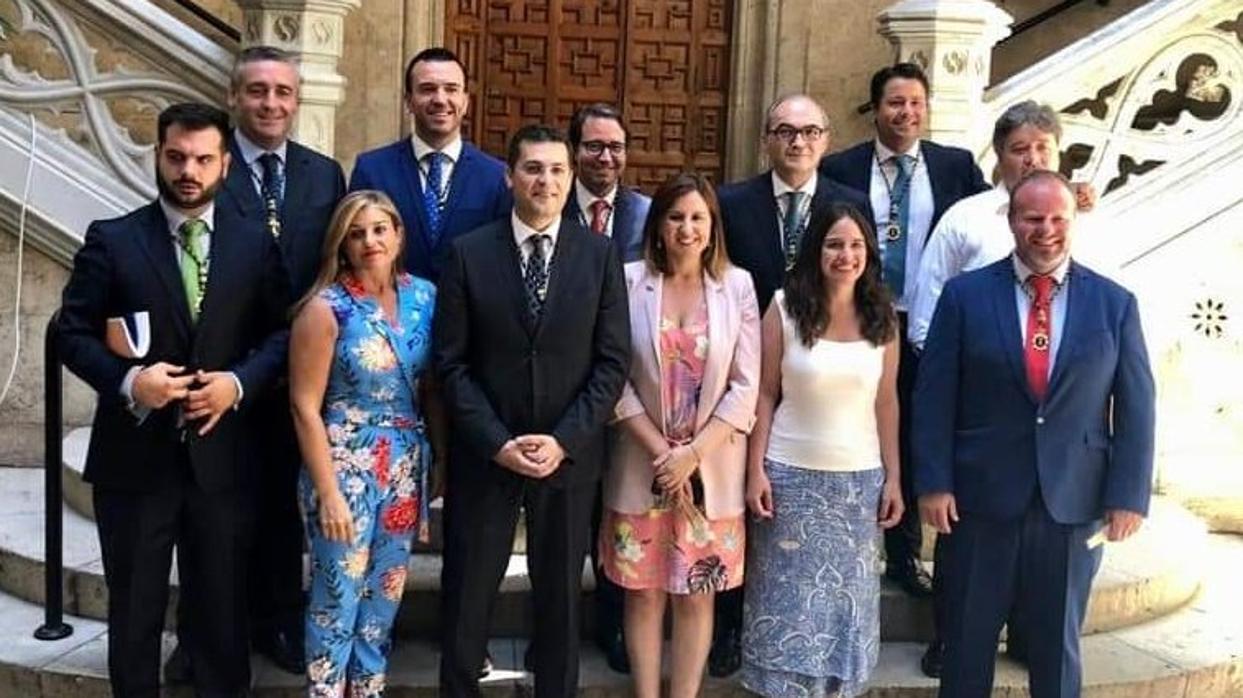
[0,429,1241,696]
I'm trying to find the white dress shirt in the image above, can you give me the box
[869,139,933,310]
[512,212,562,268]
[772,171,817,248]
[233,129,288,199]
[410,133,462,202]
[574,179,618,237]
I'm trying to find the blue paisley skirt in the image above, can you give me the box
[741,459,884,698]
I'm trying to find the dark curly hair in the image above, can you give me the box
[781,203,896,348]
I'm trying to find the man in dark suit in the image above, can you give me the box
[712,92,870,676]
[564,103,651,263]
[58,103,289,698]
[349,46,511,282]
[200,44,345,676]
[913,170,1155,698]
[558,102,651,674]
[819,63,990,621]
[435,125,630,698]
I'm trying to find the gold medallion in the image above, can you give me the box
[885,224,902,242]
[1033,332,1050,351]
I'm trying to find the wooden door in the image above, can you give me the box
[445,0,733,191]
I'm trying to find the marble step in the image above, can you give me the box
[60,428,525,554]
[0,465,1208,642]
[2,532,1242,697]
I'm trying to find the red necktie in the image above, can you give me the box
[589,199,611,235]
[1024,274,1054,401]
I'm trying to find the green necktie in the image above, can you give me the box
[177,219,209,321]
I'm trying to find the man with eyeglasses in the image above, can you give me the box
[819,62,989,677]
[564,104,651,263]
[714,92,871,677]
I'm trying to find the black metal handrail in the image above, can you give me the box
[35,310,72,641]
[854,0,1112,114]
[171,0,241,42]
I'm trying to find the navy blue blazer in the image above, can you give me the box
[819,139,988,241]
[58,200,290,493]
[562,184,651,263]
[349,139,511,282]
[912,258,1155,524]
[718,171,872,311]
[224,137,346,300]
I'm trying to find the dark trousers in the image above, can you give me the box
[440,467,595,698]
[94,457,251,698]
[246,389,306,637]
[938,497,1102,698]
[885,315,923,573]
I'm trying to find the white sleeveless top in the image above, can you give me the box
[766,290,884,472]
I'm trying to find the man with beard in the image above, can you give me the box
[564,103,650,263]
[58,102,289,698]
[350,47,510,282]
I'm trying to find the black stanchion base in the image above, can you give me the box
[33,622,73,641]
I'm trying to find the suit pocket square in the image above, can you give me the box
[105,312,150,359]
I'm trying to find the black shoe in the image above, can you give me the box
[707,627,741,678]
[479,651,493,679]
[920,641,943,678]
[163,641,193,684]
[886,562,934,598]
[596,629,630,674]
[254,628,306,675]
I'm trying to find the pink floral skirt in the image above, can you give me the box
[599,505,745,595]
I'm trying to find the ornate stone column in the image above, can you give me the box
[877,0,1012,149]
[235,0,361,157]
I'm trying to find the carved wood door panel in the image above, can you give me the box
[445,0,733,191]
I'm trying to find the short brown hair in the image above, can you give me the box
[642,172,729,280]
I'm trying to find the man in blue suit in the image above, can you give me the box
[820,65,990,637]
[913,170,1155,698]
[563,103,650,263]
[713,92,871,677]
[349,47,511,282]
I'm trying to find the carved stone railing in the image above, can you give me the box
[0,0,232,264]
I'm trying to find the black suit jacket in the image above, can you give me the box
[433,218,630,486]
[224,138,346,300]
[819,139,989,240]
[58,201,290,493]
[718,171,872,311]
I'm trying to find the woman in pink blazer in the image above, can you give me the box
[599,172,761,698]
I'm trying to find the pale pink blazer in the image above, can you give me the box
[605,261,761,519]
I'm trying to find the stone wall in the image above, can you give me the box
[0,232,94,467]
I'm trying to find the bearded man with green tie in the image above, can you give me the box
[58,103,290,698]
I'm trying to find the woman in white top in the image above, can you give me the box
[741,203,904,697]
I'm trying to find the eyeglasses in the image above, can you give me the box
[581,140,627,156]
[767,125,825,143]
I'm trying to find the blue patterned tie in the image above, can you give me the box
[422,152,445,246]
[258,152,284,240]
[882,154,914,299]
[523,234,549,320]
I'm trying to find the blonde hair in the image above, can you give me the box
[292,190,406,316]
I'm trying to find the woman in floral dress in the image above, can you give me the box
[600,173,760,698]
[289,190,439,697]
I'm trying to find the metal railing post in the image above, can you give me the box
[35,310,72,641]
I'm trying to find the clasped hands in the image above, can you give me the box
[495,434,567,478]
[131,362,237,435]
[652,442,699,501]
